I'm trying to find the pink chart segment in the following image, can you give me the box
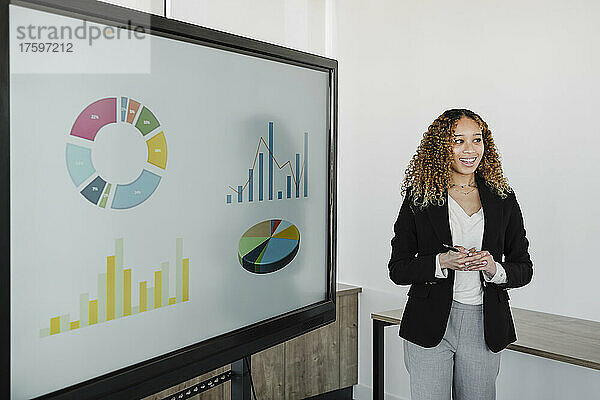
[70,98,117,141]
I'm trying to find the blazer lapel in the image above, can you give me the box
[475,173,503,252]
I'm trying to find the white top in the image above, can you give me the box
[434,193,507,305]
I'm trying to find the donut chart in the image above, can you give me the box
[65,97,167,209]
[238,219,300,274]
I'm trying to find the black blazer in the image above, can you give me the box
[388,172,533,353]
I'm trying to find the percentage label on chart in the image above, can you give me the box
[90,114,99,120]
[134,190,142,195]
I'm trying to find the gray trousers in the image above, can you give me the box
[403,300,501,400]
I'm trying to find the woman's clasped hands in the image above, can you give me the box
[439,246,497,278]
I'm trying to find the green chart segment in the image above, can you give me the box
[238,219,300,274]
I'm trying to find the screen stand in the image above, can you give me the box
[231,358,252,400]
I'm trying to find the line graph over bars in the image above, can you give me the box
[226,121,308,204]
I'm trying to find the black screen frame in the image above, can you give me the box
[0,0,338,398]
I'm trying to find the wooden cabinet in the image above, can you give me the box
[143,284,360,400]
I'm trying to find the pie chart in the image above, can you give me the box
[65,96,167,210]
[238,219,300,274]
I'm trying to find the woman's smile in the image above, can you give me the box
[459,156,477,167]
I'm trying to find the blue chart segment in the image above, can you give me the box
[65,96,168,210]
[66,143,96,186]
[112,170,162,209]
[81,176,107,205]
[238,219,300,274]
[227,121,309,204]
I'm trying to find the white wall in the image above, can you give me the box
[170,0,327,56]
[330,0,600,399]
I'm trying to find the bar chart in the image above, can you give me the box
[40,238,190,337]
[226,121,308,204]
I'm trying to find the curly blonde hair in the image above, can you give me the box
[400,109,513,210]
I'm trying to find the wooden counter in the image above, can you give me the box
[372,305,600,370]
[144,283,362,400]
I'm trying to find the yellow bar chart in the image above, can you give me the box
[89,300,98,325]
[123,269,131,316]
[40,238,190,337]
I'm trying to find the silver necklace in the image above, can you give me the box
[449,181,477,196]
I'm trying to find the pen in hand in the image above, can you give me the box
[442,243,460,252]
[442,243,473,255]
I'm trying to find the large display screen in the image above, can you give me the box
[5,1,335,398]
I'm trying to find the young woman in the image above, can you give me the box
[388,109,533,400]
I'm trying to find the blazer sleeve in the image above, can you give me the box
[388,191,439,285]
[491,191,534,290]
